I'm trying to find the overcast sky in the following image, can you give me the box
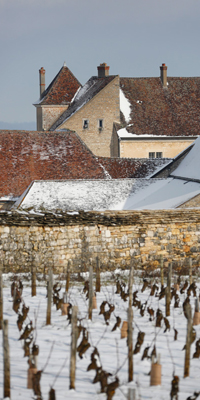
[1,0,200,129]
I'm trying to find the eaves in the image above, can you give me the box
[33,104,69,108]
[119,136,198,141]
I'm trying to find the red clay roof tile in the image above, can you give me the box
[120,77,200,136]
[0,130,168,198]
[36,66,81,106]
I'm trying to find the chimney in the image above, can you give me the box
[39,67,45,98]
[97,63,110,78]
[160,63,167,88]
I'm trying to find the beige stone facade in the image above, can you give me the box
[33,63,200,159]
[58,76,120,157]
[119,138,196,159]
[36,105,68,131]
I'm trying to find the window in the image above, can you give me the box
[98,119,103,131]
[149,152,155,159]
[83,119,89,129]
[149,152,163,159]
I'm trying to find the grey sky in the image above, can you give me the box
[1,0,200,127]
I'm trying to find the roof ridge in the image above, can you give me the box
[50,75,118,130]
[37,64,81,105]
[40,65,64,101]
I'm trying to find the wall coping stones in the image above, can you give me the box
[0,209,200,227]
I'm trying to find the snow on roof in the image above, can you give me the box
[33,65,81,106]
[119,89,131,123]
[120,178,200,210]
[117,127,170,139]
[119,77,200,137]
[50,75,117,130]
[171,135,200,181]
[14,175,200,212]
[117,127,133,138]
[15,179,155,212]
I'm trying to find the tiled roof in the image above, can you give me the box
[50,75,117,130]
[120,77,200,136]
[97,157,171,179]
[15,179,138,211]
[0,130,106,198]
[0,130,171,199]
[34,65,81,106]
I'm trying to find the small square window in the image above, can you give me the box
[149,152,155,159]
[156,152,163,158]
[83,119,89,129]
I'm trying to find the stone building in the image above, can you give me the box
[34,63,81,131]
[0,129,169,209]
[34,62,200,158]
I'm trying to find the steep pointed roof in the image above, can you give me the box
[119,77,200,137]
[50,75,118,130]
[34,65,81,106]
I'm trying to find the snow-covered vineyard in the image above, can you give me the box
[1,268,200,400]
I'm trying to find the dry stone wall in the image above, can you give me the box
[1,210,200,273]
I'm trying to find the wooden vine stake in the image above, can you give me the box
[121,321,128,339]
[62,292,69,316]
[193,298,200,325]
[31,265,36,297]
[66,261,70,292]
[165,262,172,317]
[128,264,134,382]
[189,258,193,285]
[69,306,78,389]
[128,388,136,400]
[46,266,53,325]
[3,320,10,398]
[49,388,56,400]
[184,302,192,378]
[0,260,3,330]
[88,264,93,320]
[160,254,164,287]
[96,256,101,292]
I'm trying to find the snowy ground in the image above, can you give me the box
[0,271,200,400]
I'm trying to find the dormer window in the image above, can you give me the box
[98,119,103,131]
[83,119,89,129]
